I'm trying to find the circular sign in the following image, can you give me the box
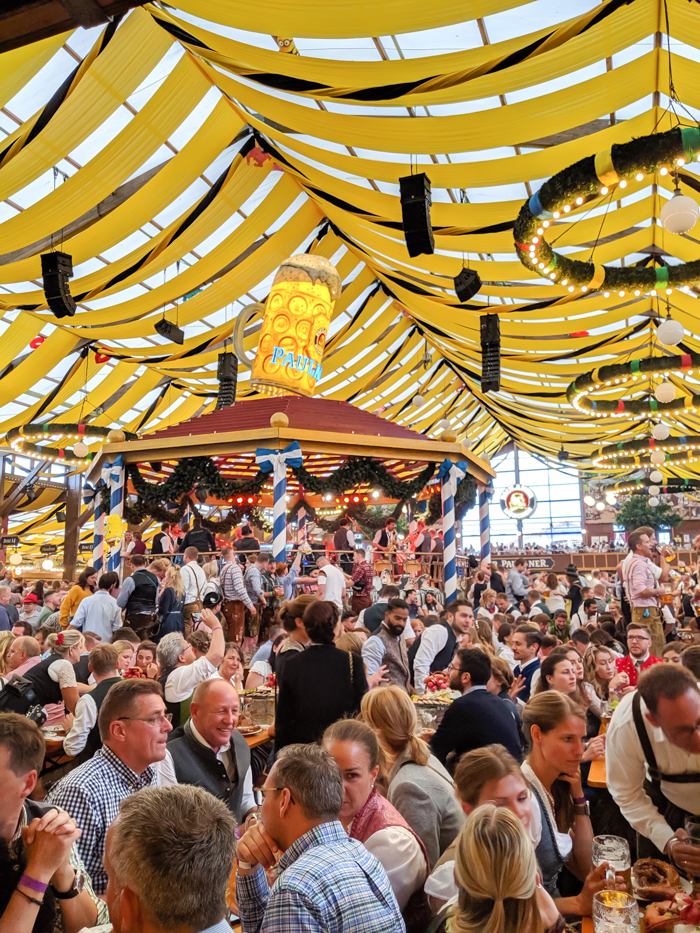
[500,484,537,519]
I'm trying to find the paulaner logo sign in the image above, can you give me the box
[270,347,323,380]
[500,484,538,519]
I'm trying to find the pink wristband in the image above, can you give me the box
[20,874,48,894]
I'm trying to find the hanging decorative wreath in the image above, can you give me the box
[594,435,700,470]
[567,351,700,417]
[6,423,137,466]
[607,476,700,494]
[514,126,700,294]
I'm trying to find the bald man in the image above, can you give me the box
[156,678,256,823]
[2,635,41,684]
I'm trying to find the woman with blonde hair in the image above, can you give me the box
[442,805,561,933]
[361,684,463,867]
[469,616,495,655]
[158,562,185,637]
[0,631,14,676]
[336,631,364,656]
[0,630,82,714]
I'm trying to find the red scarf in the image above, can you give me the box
[350,787,430,872]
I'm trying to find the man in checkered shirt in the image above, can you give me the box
[236,743,404,933]
[47,678,172,894]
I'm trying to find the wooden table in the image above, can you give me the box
[243,727,272,750]
[582,918,593,933]
[588,758,607,788]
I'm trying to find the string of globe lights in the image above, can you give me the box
[4,423,136,467]
[583,489,619,513]
[514,126,700,295]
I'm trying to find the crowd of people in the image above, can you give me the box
[0,518,700,932]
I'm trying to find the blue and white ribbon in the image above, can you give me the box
[83,484,104,572]
[108,455,125,574]
[437,458,467,602]
[297,505,307,544]
[479,483,491,565]
[255,441,303,563]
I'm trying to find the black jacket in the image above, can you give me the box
[275,643,367,750]
[430,687,522,768]
[179,526,216,554]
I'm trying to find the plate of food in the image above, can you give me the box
[632,858,699,931]
[238,725,263,737]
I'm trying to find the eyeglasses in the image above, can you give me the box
[118,713,172,726]
[260,786,295,804]
[627,635,650,642]
[448,663,465,673]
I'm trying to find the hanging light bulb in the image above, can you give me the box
[584,495,596,506]
[438,419,451,431]
[73,442,89,458]
[652,423,670,441]
[412,394,425,408]
[655,381,675,403]
[595,501,605,511]
[42,559,54,570]
[9,553,22,566]
[650,469,664,483]
[660,183,699,234]
[648,496,660,507]
[650,449,666,466]
[657,313,684,347]
[648,485,660,496]
[605,494,617,505]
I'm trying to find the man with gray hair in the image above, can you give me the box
[236,743,404,932]
[0,584,12,631]
[157,608,224,728]
[103,784,236,933]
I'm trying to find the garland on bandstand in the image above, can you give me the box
[514,126,700,294]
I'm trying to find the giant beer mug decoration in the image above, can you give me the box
[234,254,341,397]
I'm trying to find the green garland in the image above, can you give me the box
[514,126,700,293]
[6,422,138,467]
[122,494,273,534]
[608,477,700,494]
[287,497,406,533]
[595,434,700,471]
[293,460,436,500]
[567,350,700,417]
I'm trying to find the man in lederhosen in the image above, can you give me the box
[607,663,700,876]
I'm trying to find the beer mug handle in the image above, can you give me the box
[605,866,616,887]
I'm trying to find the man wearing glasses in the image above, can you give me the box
[47,679,172,894]
[235,744,404,933]
[615,623,662,687]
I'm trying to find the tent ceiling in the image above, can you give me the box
[0,0,699,544]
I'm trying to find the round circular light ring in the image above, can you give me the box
[593,436,700,470]
[3,422,137,466]
[514,126,700,294]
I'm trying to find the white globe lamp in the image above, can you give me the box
[73,441,89,458]
[438,419,451,431]
[412,394,425,408]
[655,381,675,404]
[660,186,700,235]
[650,449,666,466]
[652,423,670,441]
[42,559,53,570]
[595,501,605,511]
[650,469,664,483]
[648,485,660,496]
[9,552,22,565]
[648,496,660,507]
[657,316,684,347]
[584,495,596,507]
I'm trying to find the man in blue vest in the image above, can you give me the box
[512,624,543,701]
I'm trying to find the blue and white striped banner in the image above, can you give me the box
[297,505,307,544]
[256,442,303,563]
[479,483,491,565]
[108,455,125,574]
[83,483,104,572]
[437,458,467,602]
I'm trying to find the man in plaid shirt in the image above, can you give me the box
[236,744,404,933]
[351,547,374,614]
[220,546,255,643]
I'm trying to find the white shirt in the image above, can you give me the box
[181,562,207,605]
[607,689,700,854]
[570,609,597,635]
[70,590,123,642]
[516,656,541,694]
[496,643,517,670]
[317,563,345,613]
[155,721,256,816]
[63,692,98,757]
[164,655,217,704]
[413,625,454,695]
[363,825,426,911]
[355,611,414,643]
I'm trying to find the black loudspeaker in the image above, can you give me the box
[454,267,482,302]
[216,352,238,409]
[480,313,501,393]
[56,510,66,523]
[41,251,77,319]
[155,318,185,345]
[399,172,434,257]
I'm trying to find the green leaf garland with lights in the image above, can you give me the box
[514,126,700,293]
[567,350,700,417]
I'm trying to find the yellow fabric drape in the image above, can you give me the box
[0,31,72,110]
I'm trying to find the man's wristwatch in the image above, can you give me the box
[51,869,84,900]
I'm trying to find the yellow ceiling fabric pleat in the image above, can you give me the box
[0,329,79,409]
[202,53,656,152]
[0,31,72,110]
[169,0,531,38]
[0,9,173,203]
[0,53,211,253]
[54,361,141,423]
